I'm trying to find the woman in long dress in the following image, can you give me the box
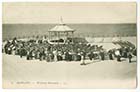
[80,51,86,65]
[53,50,57,62]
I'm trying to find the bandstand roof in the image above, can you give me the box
[49,17,75,32]
[49,24,75,32]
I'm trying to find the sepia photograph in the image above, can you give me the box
[2,2,137,88]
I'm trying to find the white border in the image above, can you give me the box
[1,0,138,2]
[0,0,139,92]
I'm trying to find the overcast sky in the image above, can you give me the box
[3,2,136,24]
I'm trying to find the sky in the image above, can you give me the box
[2,2,136,24]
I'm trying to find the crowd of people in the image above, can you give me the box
[2,37,136,65]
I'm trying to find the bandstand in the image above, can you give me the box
[48,18,75,44]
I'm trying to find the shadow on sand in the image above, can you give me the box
[85,60,101,65]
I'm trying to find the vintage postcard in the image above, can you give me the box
[2,2,137,88]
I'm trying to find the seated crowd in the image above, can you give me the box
[2,37,136,64]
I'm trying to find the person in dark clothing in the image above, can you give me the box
[117,55,121,62]
[57,51,63,61]
[77,53,81,61]
[65,51,69,61]
[68,54,72,61]
[29,50,33,60]
[128,52,132,63]
[39,50,45,61]
[123,50,128,58]
[26,51,30,60]
[57,55,62,61]
[132,48,137,56]
[19,47,27,58]
[119,48,123,56]
[108,50,114,60]
[88,51,94,61]
[100,50,105,61]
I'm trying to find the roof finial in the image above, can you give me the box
[60,16,64,24]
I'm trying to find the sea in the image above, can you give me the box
[2,23,137,40]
